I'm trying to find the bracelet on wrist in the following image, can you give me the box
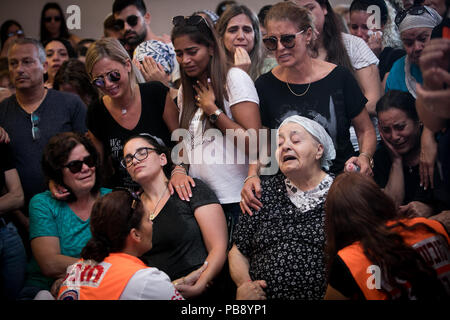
[244,175,258,184]
[359,152,374,169]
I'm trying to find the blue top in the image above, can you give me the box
[25,188,111,290]
[385,56,423,93]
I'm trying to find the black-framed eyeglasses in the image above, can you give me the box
[31,112,40,141]
[44,16,62,23]
[172,15,211,33]
[263,30,305,51]
[121,147,157,168]
[64,155,96,174]
[91,70,121,88]
[7,29,24,38]
[113,187,141,210]
[113,15,139,30]
[395,6,430,26]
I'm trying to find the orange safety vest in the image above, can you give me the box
[337,217,450,300]
[58,253,148,300]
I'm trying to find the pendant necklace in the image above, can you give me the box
[148,185,168,221]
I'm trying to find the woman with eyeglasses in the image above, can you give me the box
[216,4,265,81]
[171,13,262,243]
[0,20,25,57]
[83,38,181,192]
[122,134,228,299]
[18,132,111,300]
[241,2,376,214]
[40,2,81,49]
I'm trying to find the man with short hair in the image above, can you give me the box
[0,38,87,209]
[112,0,170,51]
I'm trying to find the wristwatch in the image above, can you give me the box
[208,109,223,123]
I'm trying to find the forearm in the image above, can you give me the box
[382,158,405,207]
[0,192,24,214]
[228,245,252,287]
[358,127,377,157]
[194,248,226,290]
[38,254,78,279]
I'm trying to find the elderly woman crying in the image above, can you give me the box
[229,115,336,300]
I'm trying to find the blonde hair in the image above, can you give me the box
[85,37,142,96]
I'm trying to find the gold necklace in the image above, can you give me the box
[286,78,311,97]
[148,185,168,221]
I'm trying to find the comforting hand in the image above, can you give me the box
[49,180,70,201]
[344,155,373,176]
[168,166,195,201]
[173,261,209,299]
[193,79,217,115]
[236,280,267,300]
[419,130,437,190]
[399,201,434,218]
[240,176,262,215]
[234,47,251,73]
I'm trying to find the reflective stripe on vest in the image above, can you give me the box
[58,253,148,300]
[338,217,450,299]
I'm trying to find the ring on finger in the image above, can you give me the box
[175,185,181,188]
[180,185,186,188]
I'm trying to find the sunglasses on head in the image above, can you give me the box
[113,15,139,30]
[64,155,96,174]
[91,70,121,88]
[172,15,211,33]
[263,30,305,51]
[395,5,430,26]
[44,16,61,23]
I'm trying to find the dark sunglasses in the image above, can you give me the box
[44,16,62,23]
[91,70,121,88]
[64,155,96,174]
[395,6,430,26]
[263,30,305,51]
[172,15,211,33]
[113,15,139,30]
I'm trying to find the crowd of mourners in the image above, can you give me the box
[0,0,449,301]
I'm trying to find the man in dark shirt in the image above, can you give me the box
[0,38,86,211]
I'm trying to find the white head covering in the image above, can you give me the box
[278,115,336,171]
[398,6,442,33]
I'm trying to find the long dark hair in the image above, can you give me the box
[171,14,229,132]
[42,132,102,202]
[314,0,354,73]
[53,59,99,107]
[81,190,145,262]
[325,172,448,299]
[40,2,71,44]
[1,20,23,49]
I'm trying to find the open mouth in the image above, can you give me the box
[282,155,297,162]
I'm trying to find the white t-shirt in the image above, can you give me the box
[341,32,379,69]
[120,267,183,300]
[177,67,260,204]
